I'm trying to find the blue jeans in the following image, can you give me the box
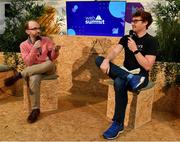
[95,56,148,124]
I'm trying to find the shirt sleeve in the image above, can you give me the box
[145,37,159,56]
[46,38,59,61]
[118,36,128,48]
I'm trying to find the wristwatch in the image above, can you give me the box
[133,49,140,55]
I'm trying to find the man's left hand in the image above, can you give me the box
[54,45,61,52]
[128,37,137,52]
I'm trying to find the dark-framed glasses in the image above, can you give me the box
[28,27,41,30]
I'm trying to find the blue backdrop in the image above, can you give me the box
[66,1,126,37]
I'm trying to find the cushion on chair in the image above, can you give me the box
[139,81,155,91]
[41,74,59,80]
[0,64,11,72]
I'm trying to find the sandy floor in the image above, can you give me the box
[0,94,180,141]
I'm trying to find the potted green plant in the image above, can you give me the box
[152,0,180,62]
[0,0,45,96]
[151,0,180,87]
[0,0,45,71]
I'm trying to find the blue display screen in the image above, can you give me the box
[66,1,126,37]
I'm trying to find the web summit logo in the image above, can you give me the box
[85,15,105,25]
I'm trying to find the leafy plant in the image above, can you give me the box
[0,0,45,70]
[152,0,180,62]
[150,62,180,91]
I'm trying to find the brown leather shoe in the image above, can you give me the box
[27,109,40,123]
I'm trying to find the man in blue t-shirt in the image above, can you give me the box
[95,9,158,140]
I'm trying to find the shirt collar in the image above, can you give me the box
[27,37,33,44]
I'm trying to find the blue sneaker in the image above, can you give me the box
[128,75,145,90]
[103,122,124,140]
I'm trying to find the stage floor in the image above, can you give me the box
[0,93,179,141]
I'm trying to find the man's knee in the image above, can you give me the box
[95,56,104,67]
[29,75,41,86]
[45,60,55,68]
[114,77,126,90]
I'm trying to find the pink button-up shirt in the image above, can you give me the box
[20,36,59,66]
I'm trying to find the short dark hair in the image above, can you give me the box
[132,9,153,29]
[24,21,29,30]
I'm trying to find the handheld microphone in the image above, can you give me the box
[129,30,134,38]
[36,36,41,41]
[129,30,137,38]
[35,36,42,55]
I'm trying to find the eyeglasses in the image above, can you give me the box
[27,27,41,30]
[131,19,143,24]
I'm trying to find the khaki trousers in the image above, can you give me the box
[21,60,56,109]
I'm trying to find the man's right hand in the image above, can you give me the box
[100,59,110,74]
[33,40,41,49]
